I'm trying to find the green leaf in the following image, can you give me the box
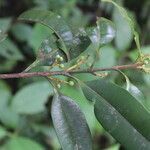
[0,81,11,107]
[4,136,44,150]
[121,73,146,104]
[0,82,19,129]
[113,7,133,51]
[74,45,116,81]
[69,30,91,59]
[18,9,91,60]
[18,9,73,58]
[0,30,7,42]
[36,35,66,66]
[82,79,150,149]
[11,23,32,42]
[94,45,116,68]
[0,126,7,139]
[11,81,52,114]
[87,17,116,45]
[127,83,145,104]
[51,94,92,150]
[0,18,12,32]
[32,124,60,149]
[0,39,24,61]
[29,23,53,51]
[102,0,142,54]
[0,60,17,72]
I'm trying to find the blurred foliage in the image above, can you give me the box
[0,0,149,149]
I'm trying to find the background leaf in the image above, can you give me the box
[3,136,44,150]
[0,39,23,61]
[0,18,12,32]
[11,23,32,42]
[0,126,7,140]
[113,7,133,51]
[11,81,52,114]
[0,81,20,128]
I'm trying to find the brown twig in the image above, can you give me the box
[0,63,142,79]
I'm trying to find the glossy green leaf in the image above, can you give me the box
[127,83,145,104]
[18,9,91,60]
[11,81,52,114]
[18,9,73,58]
[51,94,92,150]
[87,17,116,45]
[69,30,91,59]
[121,74,146,104]
[4,136,44,150]
[36,35,66,66]
[60,84,101,133]
[82,79,150,149]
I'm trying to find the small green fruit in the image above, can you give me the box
[59,57,64,61]
[144,60,149,65]
[57,84,61,88]
[80,56,85,60]
[56,55,61,59]
[69,81,75,86]
[59,64,64,68]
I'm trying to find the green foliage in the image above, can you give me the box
[0,0,149,149]
[3,136,44,150]
[51,94,92,150]
[82,80,150,140]
[11,81,53,114]
[87,17,116,45]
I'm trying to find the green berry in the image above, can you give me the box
[80,56,85,60]
[57,84,61,88]
[69,81,75,86]
[59,57,64,61]
[144,60,149,65]
[59,64,64,68]
[56,55,61,59]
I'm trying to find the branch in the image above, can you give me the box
[0,63,142,79]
